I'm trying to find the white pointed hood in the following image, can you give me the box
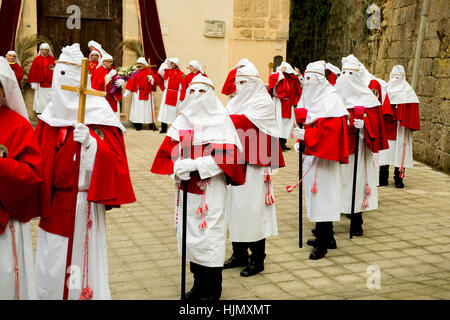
[0,57,28,120]
[226,61,279,137]
[334,54,380,109]
[298,60,349,124]
[39,43,125,132]
[386,65,420,104]
[168,74,242,151]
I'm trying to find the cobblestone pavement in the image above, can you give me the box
[31,127,450,300]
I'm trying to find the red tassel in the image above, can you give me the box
[365,183,371,195]
[399,166,405,178]
[310,181,317,193]
[286,184,298,193]
[264,169,272,183]
[79,286,93,300]
[265,193,275,205]
[362,197,369,209]
[199,218,207,230]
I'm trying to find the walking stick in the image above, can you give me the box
[350,106,365,239]
[294,108,308,248]
[179,130,193,300]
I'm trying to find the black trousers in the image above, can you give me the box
[189,262,222,297]
[231,239,266,264]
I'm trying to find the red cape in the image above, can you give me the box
[151,135,247,194]
[10,63,24,87]
[381,99,420,140]
[0,106,42,234]
[91,66,122,112]
[304,116,349,164]
[161,68,184,106]
[125,67,158,100]
[35,121,136,237]
[221,68,237,96]
[26,55,55,88]
[230,114,286,168]
[347,107,389,154]
[268,73,302,118]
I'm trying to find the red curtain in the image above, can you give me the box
[0,0,23,56]
[137,0,166,70]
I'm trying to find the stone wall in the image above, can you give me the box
[232,0,290,41]
[324,0,449,173]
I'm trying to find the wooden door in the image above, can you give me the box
[37,0,123,66]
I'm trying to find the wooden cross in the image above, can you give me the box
[60,58,106,124]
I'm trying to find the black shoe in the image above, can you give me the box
[223,255,248,269]
[309,246,327,260]
[311,228,317,236]
[394,179,404,188]
[350,223,363,237]
[184,285,204,300]
[379,165,389,186]
[240,261,264,277]
[306,238,337,249]
[159,123,168,134]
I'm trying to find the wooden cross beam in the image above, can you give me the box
[60,58,106,124]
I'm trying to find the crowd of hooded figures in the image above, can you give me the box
[0,40,420,300]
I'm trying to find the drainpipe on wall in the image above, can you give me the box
[411,0,430,90]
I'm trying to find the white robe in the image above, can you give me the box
[0,220,37,300]
[226,165,278,242]
[35,139,111,300]
[157,79,181,125]
[341,138,378,213]
[174,156,227,268]
[378,123,413,168]
[304,156,342,222]
[273,96,295,139]
[129,90,156,124]
[32,85,52,114]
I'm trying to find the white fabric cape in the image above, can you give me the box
[38,44,125,132]
[226,62,279,138]
[386,65,420,104]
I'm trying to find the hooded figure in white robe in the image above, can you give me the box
[335,54,386,237]
[0,57,42,300]
[151,75,245,300]
[35,43,135,300]
[378,65,420,188]
[293,61,349,260]
[224,61,285,277]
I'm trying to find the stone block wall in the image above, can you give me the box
[232,0,290,41]
[324,0,449,172]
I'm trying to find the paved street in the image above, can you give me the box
[31,126,450,300]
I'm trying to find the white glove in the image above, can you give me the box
[123,90,131,98]
[354,119,364,129]
[105,69,117,84]
[115,78,125,88]
[73,123,92,148]
[173,158,198,181]
[294,142,300,153]
[293,127,305,140]
[148,75,154,85]
[31,83,38,90]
